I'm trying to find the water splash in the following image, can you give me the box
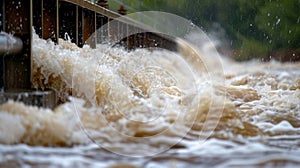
[0,28,300,166]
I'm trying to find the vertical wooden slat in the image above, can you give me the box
[96,13,108,44]
[59,1,76,43]
[108,19,119,45]
[0,0,3,32]
[77,6,83,47]
[32,0,42,38]
[83,9,96,48]
[0,0,3,89]
[94,11,97,47]
[43,0,58,42]
[75,6,79,46]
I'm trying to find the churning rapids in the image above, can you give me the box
[0,31,300,167]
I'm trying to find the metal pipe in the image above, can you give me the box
[0,32,23,56]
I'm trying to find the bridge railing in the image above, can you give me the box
[0,0,177,108]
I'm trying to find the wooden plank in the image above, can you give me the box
[32,0,42,38]
[43,0,58,42]
[0,0,3,89]
[82,8,96,48]
[96,13,108,44]
[59,1,77,43]
[77,6,83,47]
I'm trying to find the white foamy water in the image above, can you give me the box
[0,32,300,167]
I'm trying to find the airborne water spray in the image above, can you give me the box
[76,11,226,156]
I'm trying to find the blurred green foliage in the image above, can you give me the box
[106,0,300,60]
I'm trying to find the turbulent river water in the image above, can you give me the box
[0,32,300,168]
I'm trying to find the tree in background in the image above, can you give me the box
[107,0,300,61]
[256,0,300,51]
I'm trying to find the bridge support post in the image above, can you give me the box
[0,0,56,109]
[3,0,32,90]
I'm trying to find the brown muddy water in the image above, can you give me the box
[0,32,300,168]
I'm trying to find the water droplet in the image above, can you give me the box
[249,23,253,27]
[288,30,292,34]
[267,13,270,16]
[276,18,281,25]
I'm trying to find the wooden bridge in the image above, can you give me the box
[0,0,177,108]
